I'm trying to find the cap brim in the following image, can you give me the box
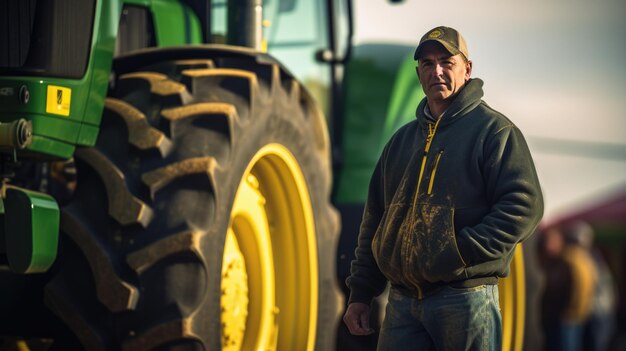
[413,39,461,60]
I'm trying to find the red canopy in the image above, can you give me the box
[543,188,626,230]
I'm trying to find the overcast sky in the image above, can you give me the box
[353,0,626,221]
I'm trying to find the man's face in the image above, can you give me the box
[543,229,564,257]
[416,42,472,105]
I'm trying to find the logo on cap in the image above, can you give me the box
[428,29,443,39]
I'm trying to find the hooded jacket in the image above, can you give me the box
[347,78,543,304]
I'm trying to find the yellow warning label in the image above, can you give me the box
[46,85,71,116]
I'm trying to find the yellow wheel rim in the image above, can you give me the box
[498,245,526,351]
[221,143,319,351]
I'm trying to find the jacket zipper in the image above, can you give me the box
[410,118,442,299]
[413,118,441,210]
[427,150,443,195]
[401,226,423,299]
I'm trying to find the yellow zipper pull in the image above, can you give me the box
[414,118,443,207]
[424,118,441,153]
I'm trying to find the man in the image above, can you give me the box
[561,222,599,351]
[343,26,544,350]
[540,228,574,351]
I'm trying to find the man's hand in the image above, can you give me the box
[343,302,375,335]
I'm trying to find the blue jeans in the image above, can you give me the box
[377,285,502,351]
[561,322,583,351]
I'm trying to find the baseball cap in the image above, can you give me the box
[414,26,469,61]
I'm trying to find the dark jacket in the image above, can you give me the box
[347,78,543,304]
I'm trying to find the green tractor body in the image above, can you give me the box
[0,1,526,350]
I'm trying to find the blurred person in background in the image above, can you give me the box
[539,227,573,351]
[560,223,597,351]
[540,224,598,351]
[565,221,617,351]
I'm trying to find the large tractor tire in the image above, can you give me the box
[44,47,342,350]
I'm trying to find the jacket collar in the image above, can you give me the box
[416,78,484,128]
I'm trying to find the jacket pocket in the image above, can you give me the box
[371,203,411,283]
[405,203,467,283]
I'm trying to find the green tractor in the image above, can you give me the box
[0,0,529,350]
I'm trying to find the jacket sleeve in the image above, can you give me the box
[456,125,544,266]
[345,151,389,305]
